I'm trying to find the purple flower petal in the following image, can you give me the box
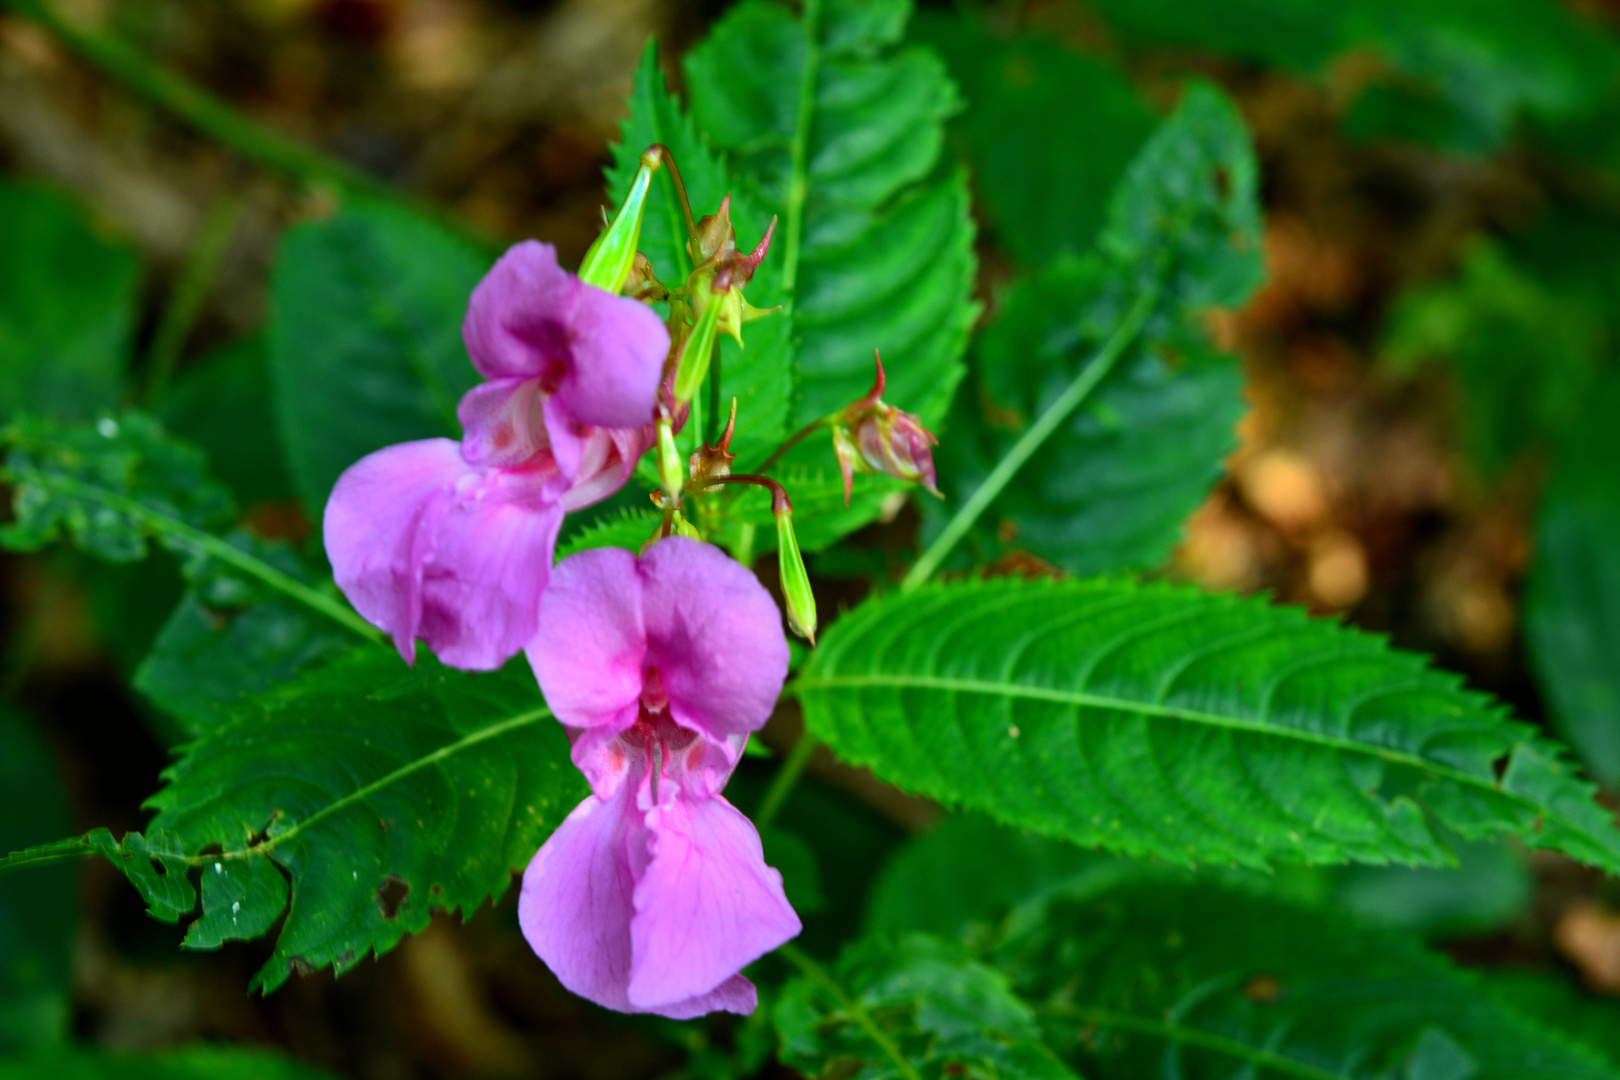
[639,538,791,742]
[561,282,667,430]
[462,241,576,383]
[526,545,646,733]
[627,793,800,1011]
[457,377,549,469]
[461,240,666,433]
[323,438,562,670]
[519,788,762,1019]
[416,468,565,670]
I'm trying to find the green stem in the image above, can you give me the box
[144,194,241,403]
[705,349,722,446]
[899,279,1162,592]
[1034,1003,1342,1080]
[779,0,823,295]
[777,943,921,1080]
[1,0,389,198]
[34,473,383,644]
[756,417,827,475]
[755,732,819,830]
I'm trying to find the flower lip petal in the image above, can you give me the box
[520,785,763,1018]
[323,437,564,672]
[323,438,468,664]
[627,793,800,1010]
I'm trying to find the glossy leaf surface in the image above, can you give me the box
[797,579,1620,871]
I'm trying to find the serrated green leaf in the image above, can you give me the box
[269,199,489,516]
[946,256,1244,575]
[999,877,1620,1080]
[778,935,1080,1080]
[928,82,1259,578]
[0,709,75,1051]
[685,0,977,430]
[0,181,136,423]
[1,412,233,562]
[137,650,580,991]
[0,412,379,653]
[606,41,791,471]
[1100,83,1263,313]
[1525,377,1620,787]
[555,507,660,559]
[915,14,1156,266]
[795,578,1620,872]
[134,592,356,737]
[0,1046,347,1080]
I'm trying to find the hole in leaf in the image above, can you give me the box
[377,875,410,920]
[150,859,167,876]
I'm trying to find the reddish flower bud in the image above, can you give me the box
[828,351,941,504]
[853,404,939,496]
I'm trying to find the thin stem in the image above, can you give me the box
[755,732,819,830]
[1,0,388,198]
[777,943,921,1080]
[756,417,828,474]
[33,473,383,644]
[144,194,241,403]
[779,0,823,295]
[652,142,700,248]
[1034,1003,1341,1080]
[699,473,790,515]
[899,279,1162,592]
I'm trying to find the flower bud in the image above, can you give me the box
[623,252,669,303]
[689,398,737,485]
[774,507,816,644]
[672,281,725,406]
[854,406,940,496]
[578,147,662,294]
[656,415,683,503]
[828,351,941,503]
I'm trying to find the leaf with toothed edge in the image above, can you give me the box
[794,578,1620,872]
[605,39,792,473]
[57,650,583,992]
[684,0,977,431]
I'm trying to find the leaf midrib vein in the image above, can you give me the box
[187,706,552,865]
[793,672,1509,800]
[1039,1003,1343,1080]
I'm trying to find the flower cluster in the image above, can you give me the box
[323,241,665,670]
[321,145,943,1020]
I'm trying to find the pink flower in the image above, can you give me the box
[322,240,667,670]
[460,241,667,479]
[519,538,800,1018]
